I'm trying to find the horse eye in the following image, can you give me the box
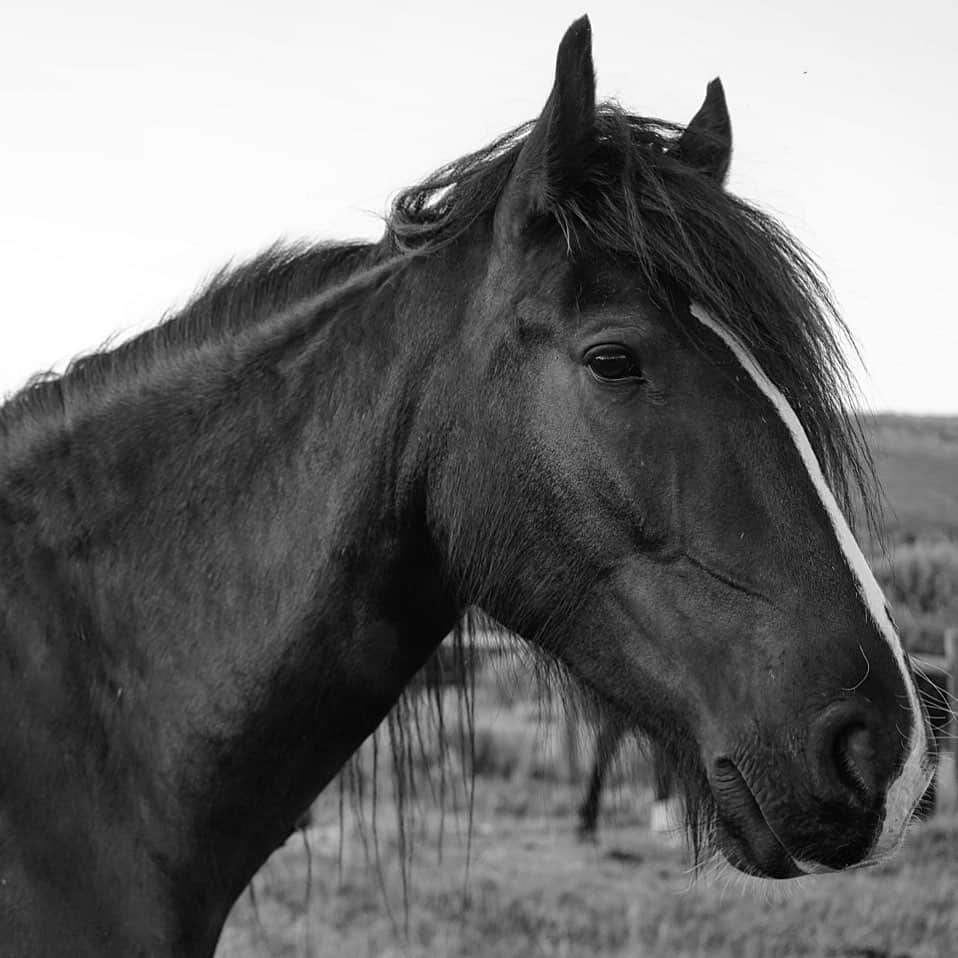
[585,345,643,382]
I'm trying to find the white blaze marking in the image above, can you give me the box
[689,302,932,865]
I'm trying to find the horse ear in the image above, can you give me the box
[494,16,596,246]
[675,78,732,184]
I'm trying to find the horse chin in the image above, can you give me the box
[713,820,803,880]
[709,759,804,880]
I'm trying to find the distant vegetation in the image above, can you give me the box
[859,414,958,654]
[873,540,958,654]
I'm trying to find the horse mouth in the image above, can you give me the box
[710,758,804,879]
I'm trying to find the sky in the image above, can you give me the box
[1,0,955,414]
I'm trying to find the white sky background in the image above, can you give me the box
[1,0,955,414]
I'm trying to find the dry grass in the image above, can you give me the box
[218,784,958,958]
[218,677,958,958]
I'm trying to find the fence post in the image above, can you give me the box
[946,628,958,802]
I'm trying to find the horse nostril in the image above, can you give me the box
[833,722,878,804]
[808,703,890,808]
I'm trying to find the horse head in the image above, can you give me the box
[415,16,933,878]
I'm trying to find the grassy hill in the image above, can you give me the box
[861,414,958,543]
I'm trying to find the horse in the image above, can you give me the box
[0,15,935,957]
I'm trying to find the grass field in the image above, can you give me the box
[217,414,958,957]
[219,794,958,958]
[218,673,958,958]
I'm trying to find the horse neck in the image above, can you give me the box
[0,246,464,953]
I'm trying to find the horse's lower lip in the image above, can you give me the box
[710,759,804,879]
[714,820,803,879]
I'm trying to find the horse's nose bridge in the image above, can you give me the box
[675,443,854,605]
[696,399,868,602]
[785,613,923,804]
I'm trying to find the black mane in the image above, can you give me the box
[388,102,877,524]
[0,241,376,443]
[3,103,876,526]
